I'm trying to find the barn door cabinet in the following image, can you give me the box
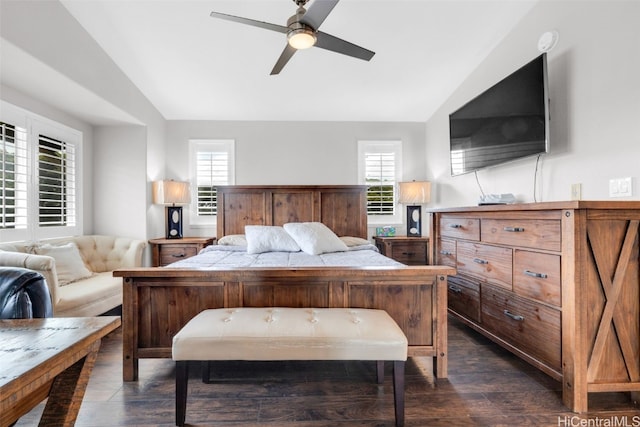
[429,201,640,413]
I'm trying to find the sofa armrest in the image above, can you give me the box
[0,251,60,305]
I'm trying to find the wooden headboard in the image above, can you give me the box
[216,185,368,239]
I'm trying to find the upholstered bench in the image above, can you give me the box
[172,307,408,427]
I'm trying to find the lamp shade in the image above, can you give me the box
[398,181,431,205]
[152,180,191,206]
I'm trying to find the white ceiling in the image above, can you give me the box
[7,1,539,124]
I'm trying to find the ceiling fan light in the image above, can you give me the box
[287,28,316,50]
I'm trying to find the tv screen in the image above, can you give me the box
[449,53,549,176]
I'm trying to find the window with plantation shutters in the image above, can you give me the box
[0,122,28,230]
[38,134,76,227]
[189,139,235,225]
[358,140,403,224]
[1,101,82,242]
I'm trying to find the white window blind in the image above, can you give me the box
[358,140,402,223]
[38,134,76,227]
[1,101,82,241]
[189,139,235,225]
[196,150,228,216]
[0,122,28,230]
[364,151,396,215]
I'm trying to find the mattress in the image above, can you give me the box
[167,244,405,269]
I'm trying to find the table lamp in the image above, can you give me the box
[398,181,431,237]
[153,180,191,239]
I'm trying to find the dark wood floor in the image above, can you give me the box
[16,315,640,426]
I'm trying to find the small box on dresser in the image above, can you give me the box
[429,201,640,413]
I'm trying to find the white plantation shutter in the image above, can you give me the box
[1,101,82,241]
[358,140,402,223]
[38,134,77,227]
[0,122,28,230]
[364,151,396,215]
[189,139,235,224]
[196,151,228,216]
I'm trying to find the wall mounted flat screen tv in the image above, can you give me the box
[449,53,549,176]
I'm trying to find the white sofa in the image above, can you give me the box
[0,235,146,317]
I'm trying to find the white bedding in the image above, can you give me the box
[167,243,405,269]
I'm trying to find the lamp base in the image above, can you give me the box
[406,205,422,237]
[166,206,183,239]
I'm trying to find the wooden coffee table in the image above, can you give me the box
[0,316,121,426]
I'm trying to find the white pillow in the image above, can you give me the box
[245,226,301,254]
[35,242,93,286]
[217,234,247,246]
[340,236,371,247]
[283,222,349,255]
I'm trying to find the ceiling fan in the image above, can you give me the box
[210,0,375,75]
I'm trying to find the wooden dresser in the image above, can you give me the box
[429,201,640,413]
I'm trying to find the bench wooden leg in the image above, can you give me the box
[376,360,384,384]
[202,361,212,383]
[393,361,405,427]
[176,361,189,427]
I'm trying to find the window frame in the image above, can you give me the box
[188,139,235,227]
[0,101,83,242]
[357,140,403,225]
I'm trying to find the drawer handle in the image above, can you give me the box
[524,270,548,279]
[503,226,525,232]
[401,252,416,256]
[448,285,462,294]
[503,310,524,321]
[439,250,452,255]
[473,258,488,264]
[172,253,186,258]
[449,224,463,229]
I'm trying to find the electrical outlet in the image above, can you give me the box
[609,177,633,198]
[571,183,581,200]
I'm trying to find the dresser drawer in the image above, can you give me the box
[514,250,561,306]
[481,219,561,251]
[456,241,512,289]
[440,216,480,241]
[481,284,561,370]
[436,239,456,267]
[390,242,427,265]
[448,275,481,323]
[159,245,198,266]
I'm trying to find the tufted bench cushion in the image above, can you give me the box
[172,307,408,426]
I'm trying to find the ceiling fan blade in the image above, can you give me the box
[299,0,339,29]
[315,31,375,61]
[210,11,289,34]
[270,44,297,75]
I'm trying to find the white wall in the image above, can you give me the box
[425,1,640,208]
[166,120,427,237]
[93,126,148,240]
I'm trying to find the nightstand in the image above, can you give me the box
[149,237,216,267]
[374,236,429,265]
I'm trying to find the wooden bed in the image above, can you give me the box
[115,185,455,381]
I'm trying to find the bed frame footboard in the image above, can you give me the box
[115,266,455,382]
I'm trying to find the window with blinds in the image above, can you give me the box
[1,101,82,241]
[364,151,396,215]
[38,134,76,227]
[0,122,28,230]
[189,139,235,224]
[358,140,402,221]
